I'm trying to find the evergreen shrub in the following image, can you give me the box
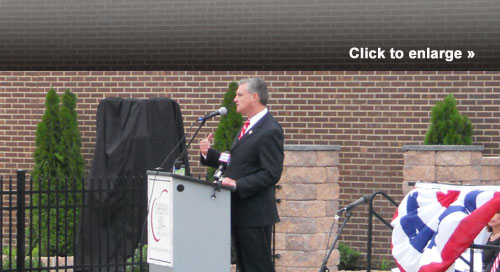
[338,242,361,270]
[424,94,473,145]
[31,89,84,256]
[207,82,243,180]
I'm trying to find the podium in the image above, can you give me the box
[146,171,231,272]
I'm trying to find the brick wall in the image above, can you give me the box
[1,71,500,266]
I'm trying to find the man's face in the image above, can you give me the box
[234,83,255,115]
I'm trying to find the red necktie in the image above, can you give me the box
[238,120,250,140]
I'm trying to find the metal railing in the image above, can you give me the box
[366,191,398,272]
[1,170,148,271]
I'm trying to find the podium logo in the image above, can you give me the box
[151,189,171,242]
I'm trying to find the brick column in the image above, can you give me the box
[275,145,341,272]
[402,145,484,195]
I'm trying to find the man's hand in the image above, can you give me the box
[222,177,237,189]
[199,133,213,157]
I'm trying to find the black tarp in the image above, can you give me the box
[75,97,189,271]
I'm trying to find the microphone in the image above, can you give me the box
[338,195,370,213]
[213,152,231,182]
[211,152,231,198]
[199,107,228,121]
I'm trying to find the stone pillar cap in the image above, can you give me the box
[402,145,484,151]
[284,145,341,151]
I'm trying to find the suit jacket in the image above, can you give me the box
[201,112,284,227]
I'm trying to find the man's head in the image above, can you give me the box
[234,78,268,117]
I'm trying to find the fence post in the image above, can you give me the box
[16,169,26,271]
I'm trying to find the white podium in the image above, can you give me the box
[146,171,231,272]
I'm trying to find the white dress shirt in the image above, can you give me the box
[242,107,268,136]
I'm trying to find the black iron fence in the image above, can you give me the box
[1,170,148,271]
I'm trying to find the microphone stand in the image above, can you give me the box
[140,117,206,254]
[318,210,353,272]
[211,175,222,200]
[155,118,198,172]
[172,118,206,173]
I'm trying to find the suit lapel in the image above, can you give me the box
[231,112,271,152]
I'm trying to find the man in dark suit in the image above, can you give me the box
[199,77,284,272]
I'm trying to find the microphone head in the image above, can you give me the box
[219,107,228,116]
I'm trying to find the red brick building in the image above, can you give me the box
[1,70,500,266]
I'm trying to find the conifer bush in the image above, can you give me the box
[32,89,84,256]
[207,82,243,180]
[338,242,361,270]
[424,94,473,145]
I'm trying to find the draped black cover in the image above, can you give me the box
[75,97,189,271]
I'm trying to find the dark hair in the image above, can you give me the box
[238,77,269,106]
